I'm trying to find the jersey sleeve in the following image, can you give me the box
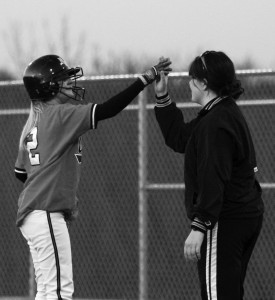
[15,148,29,183]
[58,102,95,138]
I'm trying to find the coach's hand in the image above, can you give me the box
[140,57,172,86]
[184,229,205,261]
[154,71,168,97]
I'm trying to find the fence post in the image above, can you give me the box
[138,90,148,300]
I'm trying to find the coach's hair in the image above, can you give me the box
[189,51,244,100]
[19,101,45,150]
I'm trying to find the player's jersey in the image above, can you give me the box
[15,102,96,226]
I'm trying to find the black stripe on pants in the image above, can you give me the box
[47,212,63,300]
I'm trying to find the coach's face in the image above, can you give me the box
[189,78,206,105]
[189,78,202,104]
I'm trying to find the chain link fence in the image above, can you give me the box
[0,71,274,300]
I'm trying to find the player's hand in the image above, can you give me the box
[154,56,172,77]
[154,71,168,97]
[184,229,205,262]
[141,57,172,86]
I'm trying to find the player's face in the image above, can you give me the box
[59,78,75,102]
[189,78,205,105]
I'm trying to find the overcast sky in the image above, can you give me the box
[1,0,275,76]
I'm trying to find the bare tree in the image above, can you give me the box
[0,70,15,81]
[235,57,256,70]
[2,16,90,78]
[4,18,257,80]
[2,21,38,75]
[1,16,163,79]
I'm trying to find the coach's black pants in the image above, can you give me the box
[197,215,263,300]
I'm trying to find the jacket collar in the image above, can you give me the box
[198,95,228,116]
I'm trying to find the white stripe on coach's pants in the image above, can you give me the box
[92,103,97,129]
[206,223,218,300]
[206,231,210,298]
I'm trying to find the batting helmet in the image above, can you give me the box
[23,54,85,101]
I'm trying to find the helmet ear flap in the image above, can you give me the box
[37,80,60,98]
[48,81,60,94]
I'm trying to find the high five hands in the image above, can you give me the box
[154,56,170,97]
[141,57,172,86]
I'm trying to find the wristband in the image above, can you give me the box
[191,217,208,233]
[138,75,148,86]
[155,93,171,107]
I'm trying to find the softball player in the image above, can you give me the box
[154,52,264,300]
[14,54,172,300]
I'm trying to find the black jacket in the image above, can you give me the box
[155,96,264,230]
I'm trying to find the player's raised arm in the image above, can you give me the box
[14,53,172,300]
[94,58,172,122]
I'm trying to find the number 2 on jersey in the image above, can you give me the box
[26,127,40,165]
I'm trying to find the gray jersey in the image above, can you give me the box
[15,102,96,226]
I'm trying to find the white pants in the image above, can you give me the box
[20,210,74,300]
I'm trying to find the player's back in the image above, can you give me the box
[16,102,93,226]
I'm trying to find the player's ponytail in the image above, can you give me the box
[19,101,45,150]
